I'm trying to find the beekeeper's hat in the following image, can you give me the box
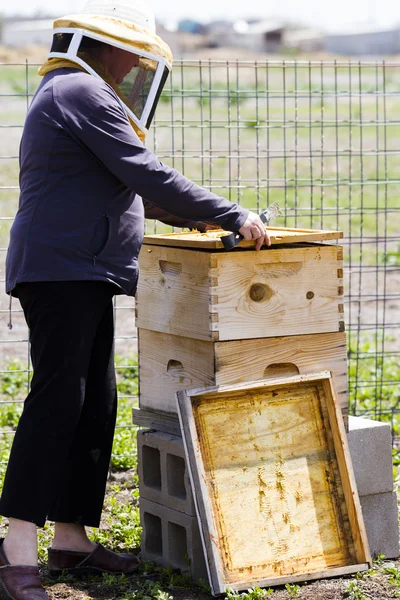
[48,0,173,137]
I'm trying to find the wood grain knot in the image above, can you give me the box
[306,291,315,299]
[249,283,274,302]
[159,260,182,276]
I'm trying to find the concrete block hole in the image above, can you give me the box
[167,453,187,500]
[142,445,161,490]
[144,512,162,555]
[168,521,188,569]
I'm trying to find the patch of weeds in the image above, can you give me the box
[115,354,138,397]
[354,568,377,580]
[140,562,194,590]
[0,359,29,400]
[285,583,300,597]
[355,555,385,580]
[0,359,27,428]
[348,332,400,436]
[344,580,368,600]
[383,565,400,586]
[100,573,133,593]
[90,492,141,551]
[244,120,268,129]
[113,354,138,471]
[380,244,400,266]
[226,587,274,600]
[37,523,55,567]
[133,579,174,600]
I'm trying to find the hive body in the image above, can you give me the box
[135,233,396,580]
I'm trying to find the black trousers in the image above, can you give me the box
[0,281,118,528]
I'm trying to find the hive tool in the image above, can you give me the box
[221,202,282,250]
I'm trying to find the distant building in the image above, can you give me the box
[156,24,209,56]
[208,19,285,52]
[284,28,324,53]
[3,18,54,47]
[324,23,400,55]
[178,19,207,35]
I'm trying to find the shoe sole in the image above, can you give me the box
[0,574,50,600]
[47,564,140,579]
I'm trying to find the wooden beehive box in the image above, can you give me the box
[136,229,344,342]
[138,329,349,416]
[177,372,371,595]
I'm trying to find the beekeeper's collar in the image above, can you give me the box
[45,13,172,139]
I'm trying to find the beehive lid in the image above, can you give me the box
[143,227,343,249]
[177,372,370,595]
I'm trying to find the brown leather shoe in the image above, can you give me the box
[0,539,50,600]
[47,543,140,577]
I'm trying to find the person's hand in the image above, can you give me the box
[239,211,271,250]
[204,223,222,231]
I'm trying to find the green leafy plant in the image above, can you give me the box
[90,490,141,551]
[344,580,367,600]
[285,583,300,597]
[113,354,138,470]
[380,244,400,266]
[348,332,400,442]
[226,587,274,600]
[384,566,400,586]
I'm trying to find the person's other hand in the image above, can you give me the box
[239,211,271,250]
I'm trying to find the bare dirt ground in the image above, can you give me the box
[1,470,398,600]
[37,476,400,600]
[42,574,400,600]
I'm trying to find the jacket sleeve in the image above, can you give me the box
[55,75,248,232]
[143,199,210,231]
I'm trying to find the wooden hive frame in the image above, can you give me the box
[177,372,371,595]
[143,227,343,250]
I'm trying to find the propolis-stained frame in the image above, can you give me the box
[176,372,371,595]
[143,227,343,249]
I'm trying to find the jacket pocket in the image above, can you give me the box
[92,214,111,266]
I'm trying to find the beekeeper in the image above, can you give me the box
[0,1,270,598]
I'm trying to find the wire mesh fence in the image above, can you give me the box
[0,58,399,465]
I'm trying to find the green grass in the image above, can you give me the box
[1,61,398,241]
[348,332,400,433]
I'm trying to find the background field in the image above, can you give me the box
[1,57,399,418]
[0,55,399,599]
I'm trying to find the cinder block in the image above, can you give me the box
[140,497,208,581]
[360,492,399,559]
[347,416,394,497]
[137,430,195,516]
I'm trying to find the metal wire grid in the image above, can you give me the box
[0,59,399,456]
[148,59,400,429]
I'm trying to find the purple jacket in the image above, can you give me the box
[6,68,248,296]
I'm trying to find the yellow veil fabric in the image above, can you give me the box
[54,14,172,64]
